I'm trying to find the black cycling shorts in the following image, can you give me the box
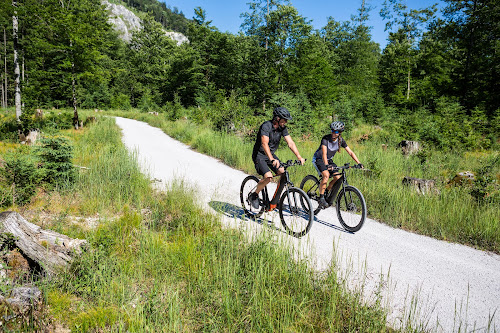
[315,159,337,178]
[254,153,280,176]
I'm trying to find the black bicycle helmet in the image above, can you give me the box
[330,121,345,132]
[273,107,293,120]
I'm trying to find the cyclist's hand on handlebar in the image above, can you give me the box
[357,163,364,169]
[271,159,280,168]
[298,157,306,165]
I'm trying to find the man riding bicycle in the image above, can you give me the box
[249,107,305,209]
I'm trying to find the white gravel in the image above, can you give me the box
[116,117,500,332]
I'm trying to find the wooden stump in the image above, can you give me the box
[0,211,87,275]
[398,140,421,156]
[448,171,476,187]
[18,130,39,145]
[402,176,440,195]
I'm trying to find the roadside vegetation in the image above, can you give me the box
[0,113,411,331]
[109,109,500,254]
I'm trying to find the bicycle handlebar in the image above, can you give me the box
[329,163,364,171]
[280,159,306,169]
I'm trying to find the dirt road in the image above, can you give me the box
[116,117,499,332]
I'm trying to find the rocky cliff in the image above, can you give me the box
[102,0,189,45]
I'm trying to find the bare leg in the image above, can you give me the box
[327,174,341,191]
[255,168,284,194]
[319,170,330,195]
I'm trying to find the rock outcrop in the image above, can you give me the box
[102,0,189,45]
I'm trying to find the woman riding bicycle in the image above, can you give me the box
[313,121,363,208]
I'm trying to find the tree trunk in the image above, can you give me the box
[0,74,4,108]
[407,63,410,100]
[13,1,21,120]
[72,64,79,129]
[70,40,79,129]
[0,211,87,276]
[3,27,7,108]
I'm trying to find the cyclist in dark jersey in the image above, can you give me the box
[249,107,305,209]
[313,121,363,208]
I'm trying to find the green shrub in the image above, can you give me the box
[18,108,37,135]
[42,111,74,131]
[0,115,18,141]
[37,136,76,189]
[0,150,40,206]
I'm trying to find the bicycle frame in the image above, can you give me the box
[261,170,293,212]
[325,169,347,205]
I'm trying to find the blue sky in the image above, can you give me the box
[163,0,442,49]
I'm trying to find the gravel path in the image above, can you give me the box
[116,117,499,332]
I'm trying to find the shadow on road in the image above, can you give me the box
[313,215,351,233]
[208,201,282,232]
[209,201,350,234]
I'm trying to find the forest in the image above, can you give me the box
[0,0,498,150]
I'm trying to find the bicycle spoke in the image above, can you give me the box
[336,186,366,232]
[279,188,313,237]
[299,175,321,215]
[240,176,264,218]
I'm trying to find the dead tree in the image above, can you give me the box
[13,1,21,120]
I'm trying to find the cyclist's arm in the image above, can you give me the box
[261,135,275,161]
[284,135,305,164]
[322,145,328,165]
[345,146,361,164]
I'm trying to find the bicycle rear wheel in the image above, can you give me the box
[299,175,321,215]
[240,175,265,218]
[336,185,366,232]
[279,187,314,237]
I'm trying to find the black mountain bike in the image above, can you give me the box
[300,163,367,232]
[240,160,314,237]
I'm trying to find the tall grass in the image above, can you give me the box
[109,111,500,253]
[32,117,397,331]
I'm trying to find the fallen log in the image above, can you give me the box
[0,211,87,275]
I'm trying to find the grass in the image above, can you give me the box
[106,110,500,254]
[0,116,398,331]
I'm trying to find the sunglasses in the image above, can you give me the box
[332,130,343,134]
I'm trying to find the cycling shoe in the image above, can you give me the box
[249,192,260,209]
[319,197,329,209]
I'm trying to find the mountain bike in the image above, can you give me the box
[300,163,366,232]
[240,160,314,237]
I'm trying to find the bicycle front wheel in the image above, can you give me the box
[336,185,366,232]
[299,175,321,215]
[279,187,314,237]
[240,175,264,218]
